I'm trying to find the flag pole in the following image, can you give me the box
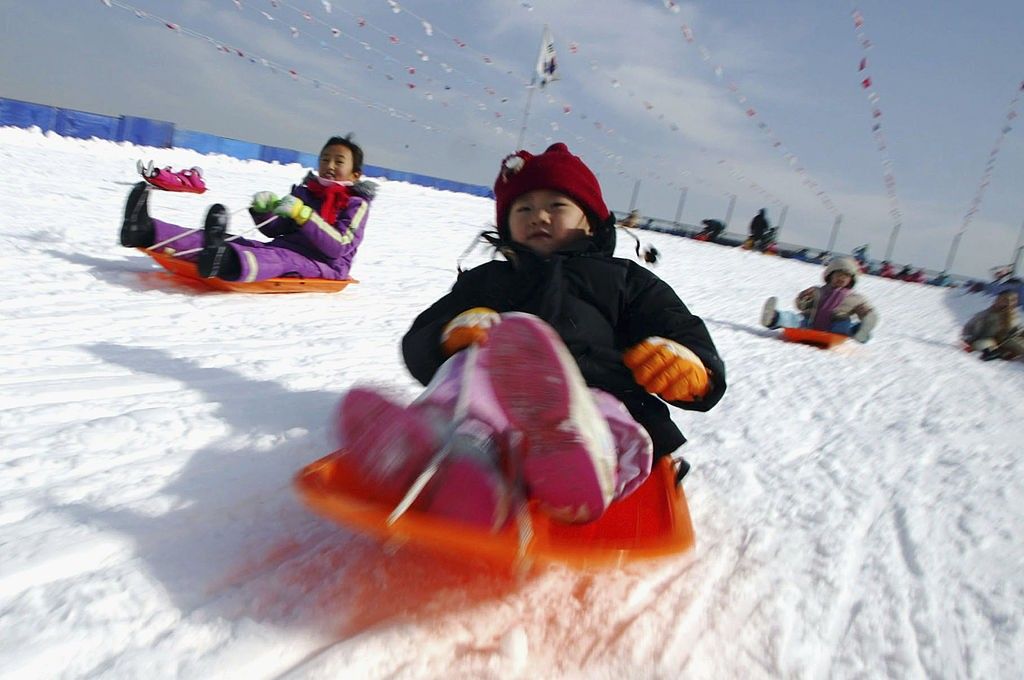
[516,80,537,150]
[517,24,557,151]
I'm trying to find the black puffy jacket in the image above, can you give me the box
[402,233,726,457]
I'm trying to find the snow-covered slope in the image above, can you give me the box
[1,127,1022,679]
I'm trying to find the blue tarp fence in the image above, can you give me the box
[0,97,494,198]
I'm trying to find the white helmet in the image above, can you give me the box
[823,256,858,288]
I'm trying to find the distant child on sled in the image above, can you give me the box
[120,135,375,282]
[336,142,727,532]
[962,290,1023,361]
[760,256,879,343]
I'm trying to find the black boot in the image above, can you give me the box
[197,205,241,280]
[674,457,691,484]
[120,181,155,247]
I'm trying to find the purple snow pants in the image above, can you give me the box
[415,349,653,503]
[151,219,336,282]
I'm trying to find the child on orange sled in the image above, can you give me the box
[336,143,726,531]
[120,135,374,282]
[760,256,879,343]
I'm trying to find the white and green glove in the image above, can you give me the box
[274,195,314,225]
[250,191,280,213]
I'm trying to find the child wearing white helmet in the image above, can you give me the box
[760,256,879,343]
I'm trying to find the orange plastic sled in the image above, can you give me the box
[142,249,356,293]
[781,327,849,349]
[294,453,695,570]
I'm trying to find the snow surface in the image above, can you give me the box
[1,127,1022,680]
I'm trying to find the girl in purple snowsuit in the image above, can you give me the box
[120,136,374,282]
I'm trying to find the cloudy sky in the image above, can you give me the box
[2,0,1022,278]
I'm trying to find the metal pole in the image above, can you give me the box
[673,187,689,225]
[724,194,737,227]
[776,205,789,239]
[515,83,537,150]
[826,214,843,253]
[884,222,902,262]
[1012,219,1024,274]
[944,231,963,273]
[628,179,641,212]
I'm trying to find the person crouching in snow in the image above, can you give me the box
[760,256,879,343]
[334,143,726,532]
[962,290,1023,361]
[119,135,375,282]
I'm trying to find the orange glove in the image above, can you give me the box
[441,307,501,356]
[623,337,710,402]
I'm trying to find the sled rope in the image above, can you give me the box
[386,438,455,525]
[148,211,276,256]
[512,495,535,576]
[503,427,536,572]
[384,343,538,570]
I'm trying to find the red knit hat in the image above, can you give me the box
[492,142,609,234]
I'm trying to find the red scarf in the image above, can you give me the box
[304,177,350,225]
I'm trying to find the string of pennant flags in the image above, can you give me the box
[352,2,655,180]
[242,0,544,127]
[96,0,1024,243]
[659,0,1020,257]
[532,23,788,205]
[951,79,1024,249]
[363,0,804,207]
[110,0,635,165]
[100,0,818,213]
[256,0,613,143]
[341,0,674,183]
[543,43,787,204]
[228,0,678,190]
[674,18,840,216]
[264,0,517,117]
[716,160,787,208]
[333,0,723,194]
[99,0,664,193]
[509,0,816,211]
[99,0,491,140]
[496,5,782,203]
[255,0,789,204]
[394,0,1017,241]
[235,0,524,130]
[508,3,790,202]
[848,4,903,240]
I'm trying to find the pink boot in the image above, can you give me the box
[415,419,511,531]
[482,313,617,523]
[409,350,513,531]
[335,387,440,505]
[338,357,513,531]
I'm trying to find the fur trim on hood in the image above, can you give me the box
[824,256,859,288]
